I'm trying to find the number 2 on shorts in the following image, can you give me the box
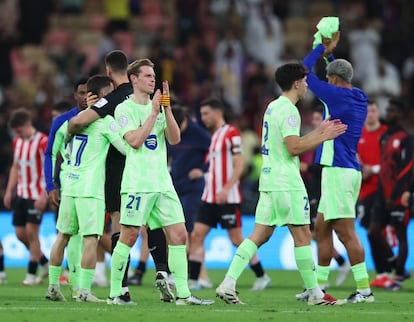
[303,196,309,211]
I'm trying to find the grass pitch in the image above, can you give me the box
[0,268,413,322]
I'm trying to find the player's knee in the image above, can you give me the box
[190,229,203,244]
[120,228,138,247]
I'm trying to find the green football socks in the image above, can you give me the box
[352,262,370,290]
[227,238,257,281]
[316,265,330,288]
[79,268,94,291]
[294,245,318,289]
[168,245,190,298]
[67,234,82,289]
[110,241,131,298]
[49,265,61,285]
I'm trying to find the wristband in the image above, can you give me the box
[160,94,170,107]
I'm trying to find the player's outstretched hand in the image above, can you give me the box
[319,116,347,140]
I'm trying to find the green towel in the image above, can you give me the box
[312,16,339,48]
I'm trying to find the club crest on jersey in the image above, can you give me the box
[145,134,158,150]
[118,115,128,128]
[287,115,298,127]
[94,98,108,108]
[110,120,118,132]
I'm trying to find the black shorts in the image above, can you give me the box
[356,193,377,228]
[12,196,43,226]
[196,202,242,229]
[369,193,410,227]
[105,154,125,213]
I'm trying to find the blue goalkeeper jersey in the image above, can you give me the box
[44,107,79,193]
[303,45,368,171]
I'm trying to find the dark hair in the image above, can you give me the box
[8,107,32,128]
[53,101,72,113]
[200,97,225,111]
[74,77,88,92]
[171,105,188,126]
[87,75,112,96]
[274,63,308,91]
[105,50,128,73]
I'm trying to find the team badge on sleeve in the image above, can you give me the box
[95,98,108,108]
[118,115,128,128]
[110,120,118,132]
[287,115,298,127]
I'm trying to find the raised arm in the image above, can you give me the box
[161,81,180,145]
[122,90,161,149]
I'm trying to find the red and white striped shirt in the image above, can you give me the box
[202,124,242,204]
[13,131,48,200]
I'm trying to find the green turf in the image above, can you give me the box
[0,268,413,322]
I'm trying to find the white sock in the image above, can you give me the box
[309,287,324,299]
[358,288,371,296]
[95,262,106,277]
[221,276,236,290]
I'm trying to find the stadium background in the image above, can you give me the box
[1,1,414,269]
[1,211,414,270]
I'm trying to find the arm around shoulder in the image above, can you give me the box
[68,108,99,134]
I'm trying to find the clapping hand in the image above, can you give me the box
[152,89,162,114]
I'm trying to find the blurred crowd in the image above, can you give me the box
[1,0,414,209]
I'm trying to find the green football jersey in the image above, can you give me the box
[259,96,306,192]
[115,99,175,193]
[62,113,123,198]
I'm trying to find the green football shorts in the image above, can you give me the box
[318,166,361,221]
[255,189,310,226]
[120,191,185,229]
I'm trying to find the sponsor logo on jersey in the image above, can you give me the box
[144,134,158,150]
